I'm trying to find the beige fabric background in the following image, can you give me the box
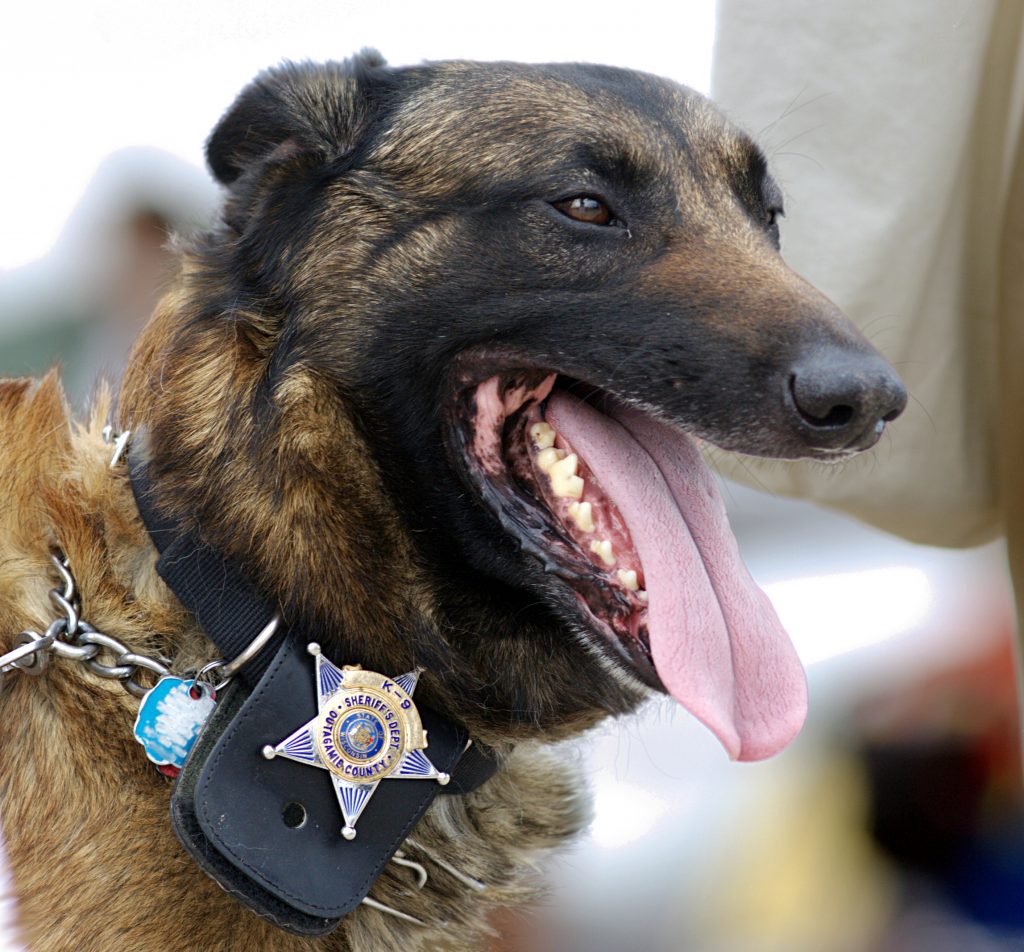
[712,0,1024,554]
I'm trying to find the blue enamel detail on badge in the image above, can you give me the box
[394,748,437,778]
[393,671,419,695]
[278,725,318,764]
[134,676,216,768]
[317,656,346,704]
[334,776,374,822]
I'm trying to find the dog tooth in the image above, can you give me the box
[637,590,649,604]
[548,453,578,479]
[589,539,615,566]
[537,447,565,473]
[552,474,584,499]
[549,454,583,498]
[617,569,639,591]
[529,422,556,450]
[568,501,595,532]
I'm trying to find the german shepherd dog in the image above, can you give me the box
[0,52,905,951]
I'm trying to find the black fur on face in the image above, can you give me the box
[129,53,904,739]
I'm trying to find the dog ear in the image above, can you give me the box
[206,50,388,186]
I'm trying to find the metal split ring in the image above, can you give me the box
[193,659,231,696]
[193,613,281,694]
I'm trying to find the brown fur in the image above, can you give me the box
[0,54,904,951]
[0,376,587,950]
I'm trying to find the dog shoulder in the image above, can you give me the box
[0,370,75,538]
[0,368,72,452]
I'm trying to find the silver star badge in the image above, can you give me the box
[262,642,449,839]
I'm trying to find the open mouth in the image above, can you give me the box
[448,367,808,762]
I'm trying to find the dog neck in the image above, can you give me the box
[0,373,592,951]
[116,270,619,745]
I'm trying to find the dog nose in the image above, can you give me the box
[788,351,907,450]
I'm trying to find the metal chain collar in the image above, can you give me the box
[0,422,284,704]
[0,426,176,698]
[0,553,172,698]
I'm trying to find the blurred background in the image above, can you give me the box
[2,2,1021,950]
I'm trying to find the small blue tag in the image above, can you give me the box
[133,676,216,768]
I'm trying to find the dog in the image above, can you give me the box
[0,51,906,951]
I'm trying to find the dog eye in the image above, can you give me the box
[552,195,615,226]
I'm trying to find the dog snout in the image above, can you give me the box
[787,350,907,452]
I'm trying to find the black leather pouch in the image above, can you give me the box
[170,637,469,935]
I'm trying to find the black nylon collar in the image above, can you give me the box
[127,445,500,932]
[129,453,282,685]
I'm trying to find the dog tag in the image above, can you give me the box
[134,677,216,770]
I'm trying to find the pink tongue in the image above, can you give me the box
[545,393,807,761]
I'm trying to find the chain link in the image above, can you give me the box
[1,554,171,698]
[0,427,278,699]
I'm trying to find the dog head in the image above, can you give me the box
[121,53,905,757]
